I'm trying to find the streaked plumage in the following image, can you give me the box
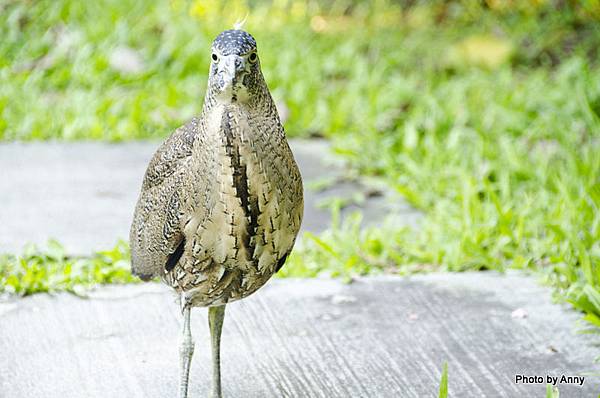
[129,29,303,397]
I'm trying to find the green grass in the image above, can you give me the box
[1,0,408,140]
[333,57,600,327]
[438,362,448,398]
[546,384,560,398]
[0,240,136,296]
[1,0,600,328]
[2,0,597,141]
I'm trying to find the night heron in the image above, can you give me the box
[130,29,303,397]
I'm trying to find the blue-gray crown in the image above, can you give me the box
[212,30,257,56]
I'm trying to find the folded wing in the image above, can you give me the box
[129,118,201,281]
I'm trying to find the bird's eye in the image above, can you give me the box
[212,53,218,62]
[249,52,257,63]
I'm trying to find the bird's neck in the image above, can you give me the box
[201,80,276,120]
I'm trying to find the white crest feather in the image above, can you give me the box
[233,14,248,30]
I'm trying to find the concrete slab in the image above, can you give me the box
[0,141,420,254]
[0,273,598,397]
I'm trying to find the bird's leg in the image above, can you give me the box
[179,305,194,398]
[208,305,226,398]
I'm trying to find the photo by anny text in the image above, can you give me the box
[515,374,585,386]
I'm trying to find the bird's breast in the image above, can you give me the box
[176,104,302,305]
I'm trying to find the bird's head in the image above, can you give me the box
[208,29,263,104]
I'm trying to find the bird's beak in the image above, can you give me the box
[218,55,247,88]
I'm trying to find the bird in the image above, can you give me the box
[129,29,303,398]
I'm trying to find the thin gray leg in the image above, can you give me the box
[208,305,226,398]
[179,306,194,398]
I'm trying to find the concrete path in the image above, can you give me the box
[0,140,420,254]
[1,273,598,397]
[1,141,598,397]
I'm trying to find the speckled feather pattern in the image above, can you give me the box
[212,30,256,56]
[130,30,303,308]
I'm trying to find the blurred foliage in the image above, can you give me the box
[1,0,600,328]
[0,0,599,140]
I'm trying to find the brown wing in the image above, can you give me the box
[129,118,200,281]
